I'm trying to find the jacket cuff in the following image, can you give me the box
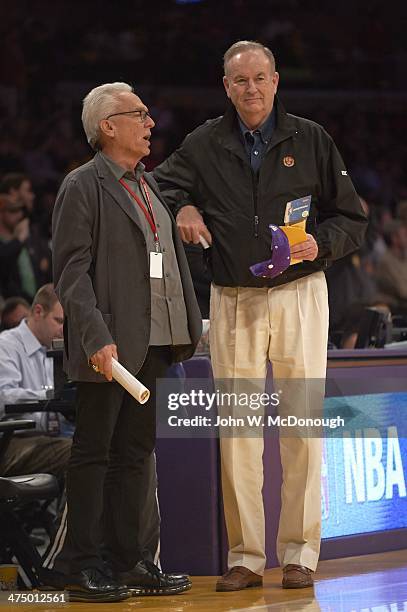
[315,234,331,260]
[82,321,114,362]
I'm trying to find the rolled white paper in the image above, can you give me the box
[199,235,210,249]
[111,358,150,404]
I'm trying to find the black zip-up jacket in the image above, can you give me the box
[153,98,367,288]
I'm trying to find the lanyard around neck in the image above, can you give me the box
[119,176,159,245]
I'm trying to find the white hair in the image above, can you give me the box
[82,82,133,150]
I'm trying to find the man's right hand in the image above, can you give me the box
[176,205,212,246]
[90,344,118,381]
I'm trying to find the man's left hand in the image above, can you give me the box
[290,233,318,261]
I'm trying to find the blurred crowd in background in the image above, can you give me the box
[1,0,407,347]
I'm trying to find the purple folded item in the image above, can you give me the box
[249,224,291,279]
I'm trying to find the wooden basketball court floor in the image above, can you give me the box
[1,549,406,611]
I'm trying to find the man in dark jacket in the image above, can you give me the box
[42,82,202,602]
[154,41,367,592]
[0,174,52,301]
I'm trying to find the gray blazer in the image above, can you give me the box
[52,152,202,382]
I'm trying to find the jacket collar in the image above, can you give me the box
[93,152,146,230]
[215,97,298,161]
[237,107,275,144]
[98,151,145,181]
[93,152,173,225]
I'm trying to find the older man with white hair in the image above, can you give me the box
[41,83,201,602]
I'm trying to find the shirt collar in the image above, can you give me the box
[100,151,145,181]
[238,108,275,144]
[17,319,45,357]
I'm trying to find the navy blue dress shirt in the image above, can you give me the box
[238,109,276,174]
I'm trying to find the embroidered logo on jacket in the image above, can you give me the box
[283,156,295,167]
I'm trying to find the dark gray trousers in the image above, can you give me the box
[43,346,171,575]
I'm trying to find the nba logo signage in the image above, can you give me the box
[321,393,407,539]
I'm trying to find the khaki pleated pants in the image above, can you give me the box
[209,272,329,575]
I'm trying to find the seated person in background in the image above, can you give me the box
[339,302,391,349]
[0,194,36,302]
[0,283,71,478]
[0,194,31,300]
[0,173,35,217]
[376,220,407,313]
[0,184,51,301]
[0,173,52,279]
[326,251,378,342]
[0,296,30,331]
[330,203,396,350]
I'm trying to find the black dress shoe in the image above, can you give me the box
[117,559,192,596]
[41,567,131,603]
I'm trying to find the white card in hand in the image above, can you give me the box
[150,251,163,278]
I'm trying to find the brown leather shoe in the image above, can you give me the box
[216,566,263,592]
[282,564,314,589]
